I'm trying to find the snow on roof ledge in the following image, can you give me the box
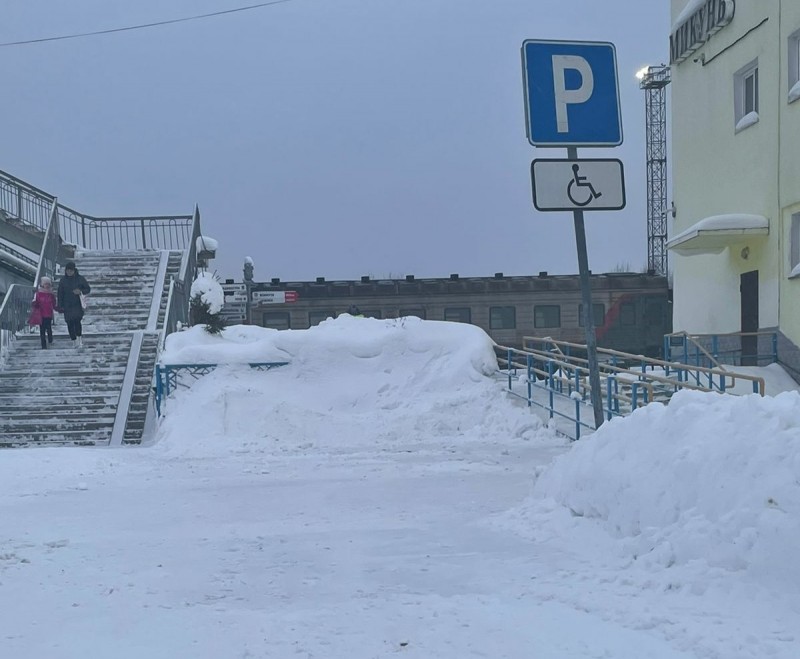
[667,214,769,255]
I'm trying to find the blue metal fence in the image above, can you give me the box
[155,362,289,416]
[663,331,778,368]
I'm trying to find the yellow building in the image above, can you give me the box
[668,0,800,371]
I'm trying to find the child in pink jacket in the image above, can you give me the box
[33,276,56,349]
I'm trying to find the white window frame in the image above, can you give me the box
[789,29,800,104]
[790,213,800,278]
[734,59,759,132]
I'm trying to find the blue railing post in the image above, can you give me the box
[547,360,555,419]
[155,366,163,416]
[606,375,614,420]
[772,333,778,363]
[507,348,513,390]
[663,335,670,365]
[574,369,582,438]
[526,354,533,407]
[682,335,688,365]
[631,382,639,409]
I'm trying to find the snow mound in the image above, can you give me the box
[533,389,800,590]
[156,316,554,456]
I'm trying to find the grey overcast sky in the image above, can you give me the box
[2,0,671,282]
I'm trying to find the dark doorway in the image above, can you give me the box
[740,270,759,365]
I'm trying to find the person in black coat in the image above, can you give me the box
[57,261,91,347]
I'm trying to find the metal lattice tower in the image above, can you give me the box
[639,65,671,277]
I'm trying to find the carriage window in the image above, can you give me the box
[534,305,560,328]
[444,307,471,323]
[644,301,664,325]
[262,312,290,330]
[399,308,426,319]
[620,302,637,326]
[490,306,516,329]
[578,303,605,327]
[309,310,335,326]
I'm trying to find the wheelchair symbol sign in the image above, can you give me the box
[567,163,603,206]
[531,159,626,212]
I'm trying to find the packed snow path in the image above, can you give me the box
[1,318,797,658]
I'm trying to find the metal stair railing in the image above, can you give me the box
[499,339,766,440]
[0,241,37,272]
[33,201,61,286]
[664,330,778,368]
[496,344,655,440]
[0,283,35,366]
[523,336,765,396]
[110,331,144,446]
[0,168,196,253]
[154,362,289,416]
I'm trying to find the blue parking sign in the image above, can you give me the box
[522,40,623,147]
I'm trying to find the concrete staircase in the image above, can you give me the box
[0,333,132,446]
[0,249,181,447]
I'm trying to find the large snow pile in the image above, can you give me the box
[158,316,548,455]
[531,389,800,593]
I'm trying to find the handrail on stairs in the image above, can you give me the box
[520,336,765,396]
[664,330,778,368]
[32,201,61,287]
[0,283,36,363]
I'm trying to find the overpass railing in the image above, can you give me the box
[0,168,196,253]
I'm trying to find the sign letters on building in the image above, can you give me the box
[670,0,735,64]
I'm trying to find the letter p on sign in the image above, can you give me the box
[552,55,594,133]
[522,40,622,147]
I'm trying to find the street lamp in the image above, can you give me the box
[243,257,254,324]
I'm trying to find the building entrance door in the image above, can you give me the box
[740,270,759,366]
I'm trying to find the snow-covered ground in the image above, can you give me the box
[1,316,798,658]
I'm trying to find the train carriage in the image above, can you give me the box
[223,271,672,358]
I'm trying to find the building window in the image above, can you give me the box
[444,307,471,323]
[309,310,335,326]
[490,306,516,330]
[262,312,290,330]
[578,303,605,327]
[534,305,561,328]
[399,308,426,319]
[620,302,637,326]
[790,30,800,103]
[790,213,800,277]
[734,59,759,131]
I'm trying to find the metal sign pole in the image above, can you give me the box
[568,146,604,430]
